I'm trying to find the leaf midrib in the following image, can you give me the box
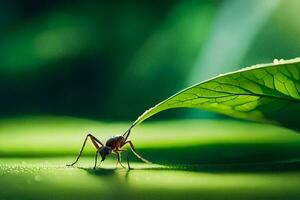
[172,92,300,105]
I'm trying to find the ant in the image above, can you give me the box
[67,126,150,170]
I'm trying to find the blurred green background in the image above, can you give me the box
[2,1,300,199]
[1,0,299,122]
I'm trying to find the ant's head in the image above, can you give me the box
[99,146,112,161]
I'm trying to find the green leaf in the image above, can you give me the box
[133,58,300,130]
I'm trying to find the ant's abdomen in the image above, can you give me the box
[105,135,125,149]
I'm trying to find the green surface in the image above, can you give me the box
[135,58,300,130]
[1,116,300,200]
[2,157,300,200]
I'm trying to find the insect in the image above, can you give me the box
[67,127,150,169]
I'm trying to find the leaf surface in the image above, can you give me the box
[133,58,300,129]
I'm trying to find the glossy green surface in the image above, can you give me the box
[2,157,300,200]
[1,116,300,200]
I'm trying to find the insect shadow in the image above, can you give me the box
[78,166,134,182]
[78,167,117,176]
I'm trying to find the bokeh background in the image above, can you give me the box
[0,0,299,122]
[2,2,300,199]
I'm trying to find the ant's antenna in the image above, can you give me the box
[123,124,134,141]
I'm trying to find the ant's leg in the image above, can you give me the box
[88,134,104,147]
[122,140,151,164]
[125,150,132,169]
[93,151,98,170]
[67,134,103,166]
[116,152,125,168]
